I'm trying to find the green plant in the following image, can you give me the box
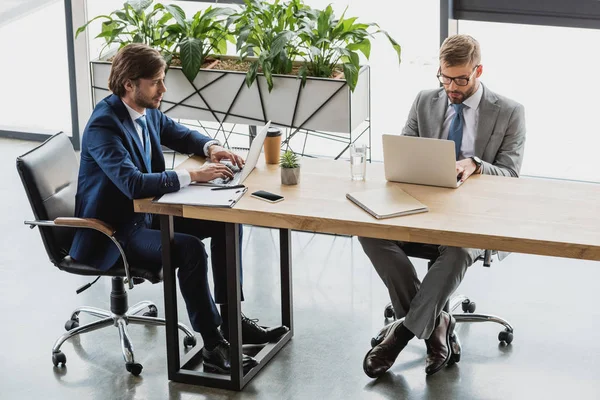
[76,0,235,82]
[76,0,175,58]
[163,5,236,82]
[296,5,401,90]
[279,150,299,169]
[230,0,308,91]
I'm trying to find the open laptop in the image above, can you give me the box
[382,134,463,189]
[200,121,271,187]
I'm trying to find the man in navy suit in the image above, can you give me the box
[70,43,287,374]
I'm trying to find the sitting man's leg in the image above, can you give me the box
[173,218,289,344]
[359,237,481,377]
[125,227,258,374]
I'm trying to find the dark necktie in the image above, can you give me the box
[448,103,465,160]
[135,116,152,172]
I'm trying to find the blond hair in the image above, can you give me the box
[439,34,481,67]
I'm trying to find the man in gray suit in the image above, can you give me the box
[362,34,526,378]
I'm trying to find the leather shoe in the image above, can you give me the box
[424,311,456,376]
[201,339,259,374]
[221,314,289,345]
[363,320,410,378]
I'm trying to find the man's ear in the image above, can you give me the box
[124,79,134,93]
[476,64,483,78]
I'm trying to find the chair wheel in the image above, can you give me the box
[183,335,197,348]
[126,362,143,376]
[461,299,476,313]
[142,305,158,317]
[64,319,79,331]
[52,351,66,367]
[384,304,396,319]
[498,329,514,344]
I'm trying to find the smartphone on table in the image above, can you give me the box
[251,190,284,203]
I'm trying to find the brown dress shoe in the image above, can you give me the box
[363,320,410,378]
[424,311,456,376]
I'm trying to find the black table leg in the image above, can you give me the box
[159,218,293,390]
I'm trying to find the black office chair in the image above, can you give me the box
[372,243,514,358]
[16,133,196,376]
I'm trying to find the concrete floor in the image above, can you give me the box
[2,137,600,400]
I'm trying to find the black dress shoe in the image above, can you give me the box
[201,339,259,374]
[221,314,289,345]
[363,320,410,379]
[424,311,456,376]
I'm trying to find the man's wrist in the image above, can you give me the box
[203,140,221,157]
[470,156,483,174]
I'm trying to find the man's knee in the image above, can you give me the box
[358,236,394,255]
[174,235,207,270]
[438,246,477,267]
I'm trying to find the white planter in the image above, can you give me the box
[91,56,370,134]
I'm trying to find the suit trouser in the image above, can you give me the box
[125,217,244,342]
[358,237,482,339]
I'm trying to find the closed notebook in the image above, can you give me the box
[346,186,428,219]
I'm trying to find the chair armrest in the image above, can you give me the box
[24,218,134,290]
[54,217,115,237]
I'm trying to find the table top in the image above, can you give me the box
[134,156,600,261]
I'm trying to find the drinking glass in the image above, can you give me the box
[350,144,367,180]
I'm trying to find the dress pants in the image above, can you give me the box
[124,216,244,342]
[358,237,483,339]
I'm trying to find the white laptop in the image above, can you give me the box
[382,134,463,189]
[199,121,271,187]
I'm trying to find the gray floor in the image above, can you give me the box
[2,136,599,400]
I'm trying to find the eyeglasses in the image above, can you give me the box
[437,65,479,86]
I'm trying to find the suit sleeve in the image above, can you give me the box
[158,112,212,155]
[481,104,526,177]
[401,91,422,137]
[87,115,181,199]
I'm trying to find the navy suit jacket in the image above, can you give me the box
[70,94,212,271]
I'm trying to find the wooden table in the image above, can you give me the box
[135,156,600,390]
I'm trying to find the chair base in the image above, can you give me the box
[51,278,197,375]
[377,294,514,347]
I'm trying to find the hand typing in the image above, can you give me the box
[188,162,234,183]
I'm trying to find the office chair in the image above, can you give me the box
[16,133,196,376]
[371,243,514,362]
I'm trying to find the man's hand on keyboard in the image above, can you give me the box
[207,145,245,168]
[188,162,234,183]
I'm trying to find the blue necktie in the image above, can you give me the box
[448,103,465,160]
[135,116,152,172]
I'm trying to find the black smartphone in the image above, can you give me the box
[251,190,284,203]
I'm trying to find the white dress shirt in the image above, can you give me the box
[122,101,219,188]
[440,83,484,160]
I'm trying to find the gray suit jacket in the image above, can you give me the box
[401,85,526,259]
[402,84,526,178]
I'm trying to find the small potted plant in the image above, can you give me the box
[280,150,300,185]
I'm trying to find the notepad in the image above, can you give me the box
[154,185,247,207]
[346,186,428,219]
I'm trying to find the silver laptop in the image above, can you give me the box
[382,134,463,189]
[201,121,271,187]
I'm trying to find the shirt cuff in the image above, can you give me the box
[175,169,191,188]
[203,140,221,157]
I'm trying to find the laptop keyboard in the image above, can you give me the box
[209,162,242,185]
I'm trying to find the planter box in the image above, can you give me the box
[91,56,370,134]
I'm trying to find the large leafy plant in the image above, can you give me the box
[76,0,175,57]
[230,0,308,91]
[296,5,401,91]
[76,0,235,82]
[163,5,236,82]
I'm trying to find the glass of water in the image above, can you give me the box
[350,144,367,180]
